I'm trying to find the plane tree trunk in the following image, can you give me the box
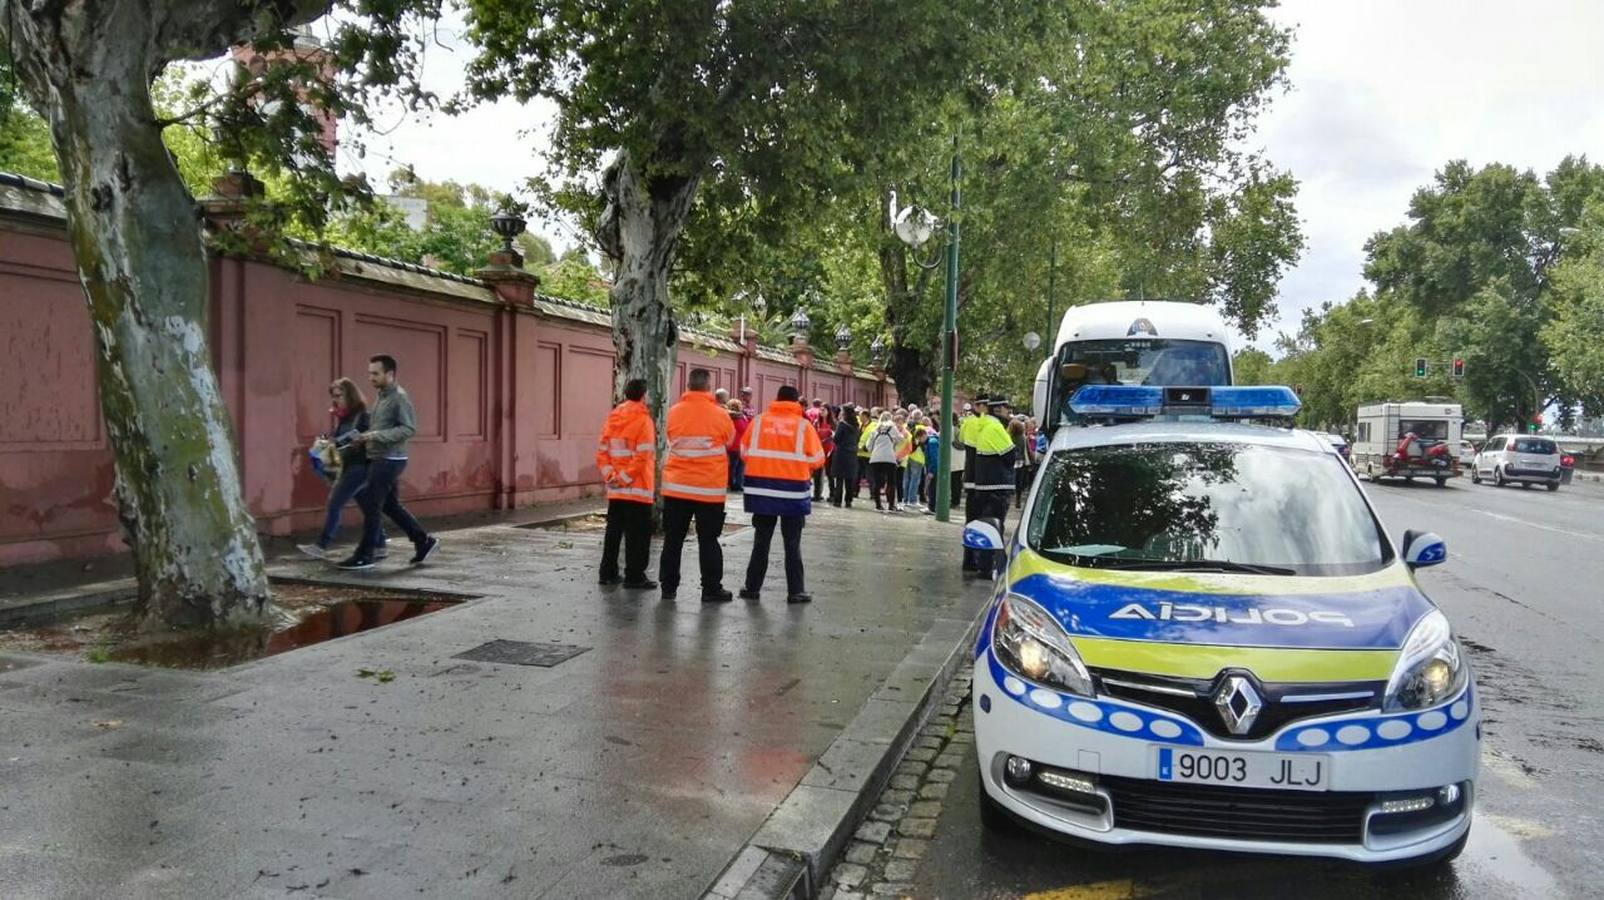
[597,150,700,435]
[2,0,321,629]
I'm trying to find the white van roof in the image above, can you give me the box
[1054,300,1231,351]
[1356,402,1464,417]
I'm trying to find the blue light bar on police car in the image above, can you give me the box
[1068,385,1301,418]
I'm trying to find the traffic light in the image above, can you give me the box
[1451,358,1465,378]
[1414,357,1428,378]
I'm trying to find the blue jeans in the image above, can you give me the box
[355,458,428,560]
[903,462,925,505]
[317,464,386,549]
[728,451,745,491]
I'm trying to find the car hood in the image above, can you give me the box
[999,550,1434,682]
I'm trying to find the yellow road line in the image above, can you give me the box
[1023,880,1147,900]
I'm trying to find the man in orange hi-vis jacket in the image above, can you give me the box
[595,378,656,589]
[738,384,826,604]
[657,368,738,603]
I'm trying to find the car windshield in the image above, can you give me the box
[1027,441,1392,576]
[1514,438,1557,454]
[1058,339,1231,387]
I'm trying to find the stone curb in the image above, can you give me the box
[0,578,137,627]
[701,600,988,900]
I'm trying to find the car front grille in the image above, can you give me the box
[1103,775,1370,843]
[1091,668,1380,741]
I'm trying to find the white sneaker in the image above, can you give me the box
[297,544,326,560]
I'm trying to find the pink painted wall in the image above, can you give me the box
[0,204,893,566]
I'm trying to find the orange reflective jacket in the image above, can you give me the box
[740,400,826,516]
[662,391,736,503]
[595,399,656,504]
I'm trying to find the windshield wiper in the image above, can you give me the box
[1097,559,1296,576]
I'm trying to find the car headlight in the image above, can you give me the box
[1384,610,1469,712]
[992,593,1092,697]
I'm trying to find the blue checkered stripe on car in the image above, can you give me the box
[986,653,1207,747]
[1273,687,1474,752]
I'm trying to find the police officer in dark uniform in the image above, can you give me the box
[967,395,1019,578]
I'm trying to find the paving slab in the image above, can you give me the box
[0,504,987,899]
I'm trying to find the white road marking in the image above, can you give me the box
[1469,508,1604,543]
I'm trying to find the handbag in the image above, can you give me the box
[309,436,340,483]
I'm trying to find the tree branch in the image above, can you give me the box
[156,0,328,63]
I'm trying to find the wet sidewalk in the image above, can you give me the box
[0,504,989,899]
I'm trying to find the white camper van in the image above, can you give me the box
[1032,301,1235,427]
[1352,402,1464,486]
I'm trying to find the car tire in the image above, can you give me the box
[1521,482,1532,490]
[1494,467,1506,487]
[1547,482,1560,492]
[977,772,1021,833]
[1404,827,1471,870]
[1471,468,1482,484]
[1435,477,1447,487]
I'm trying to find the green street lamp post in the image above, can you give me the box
[937,136,961,523]
[891,131,961,521]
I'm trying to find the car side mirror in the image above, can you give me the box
[1401,530,1447,569]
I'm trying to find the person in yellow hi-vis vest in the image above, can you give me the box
[965,396,1018,577]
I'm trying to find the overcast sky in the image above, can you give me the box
[339,1,1604,348]
[1245,0,1604,345]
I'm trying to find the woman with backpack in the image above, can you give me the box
[299,378,386,559]
[866,412,904,512]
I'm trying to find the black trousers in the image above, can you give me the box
[812,467,825,500]
[850,457,868,500]
[355,458,428,559]
[829,455,855,506]
[745,514,805,596]
[601,499,652,581]
[658,497,725,595]
[870,461,900,509]
[950,471,964,510]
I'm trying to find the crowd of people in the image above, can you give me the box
[713,389,1046,515]
[298,355,1045,599]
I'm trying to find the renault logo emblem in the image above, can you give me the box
[1213,674,1263,736]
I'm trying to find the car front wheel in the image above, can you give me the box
[1494,467,1506,487]
[1547,482,1560,492]
[1373,827,1469,871]
[977,772,1019,832]
[1471,467,1482,484]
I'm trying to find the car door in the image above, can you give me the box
[1493,436,1513,473]
[1479,437,1504,475]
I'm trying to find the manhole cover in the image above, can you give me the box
[453,639,590,668]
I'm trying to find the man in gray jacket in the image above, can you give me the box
[335,354,440,570]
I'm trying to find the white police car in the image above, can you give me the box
[971,385,1477,866]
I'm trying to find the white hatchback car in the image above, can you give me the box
[1471,435,1562,490]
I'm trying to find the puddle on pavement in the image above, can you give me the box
[1458,813,1562,898]
[0,581,464,670]
[106,598,460,669]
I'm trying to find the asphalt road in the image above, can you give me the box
[904,475,1603,900]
